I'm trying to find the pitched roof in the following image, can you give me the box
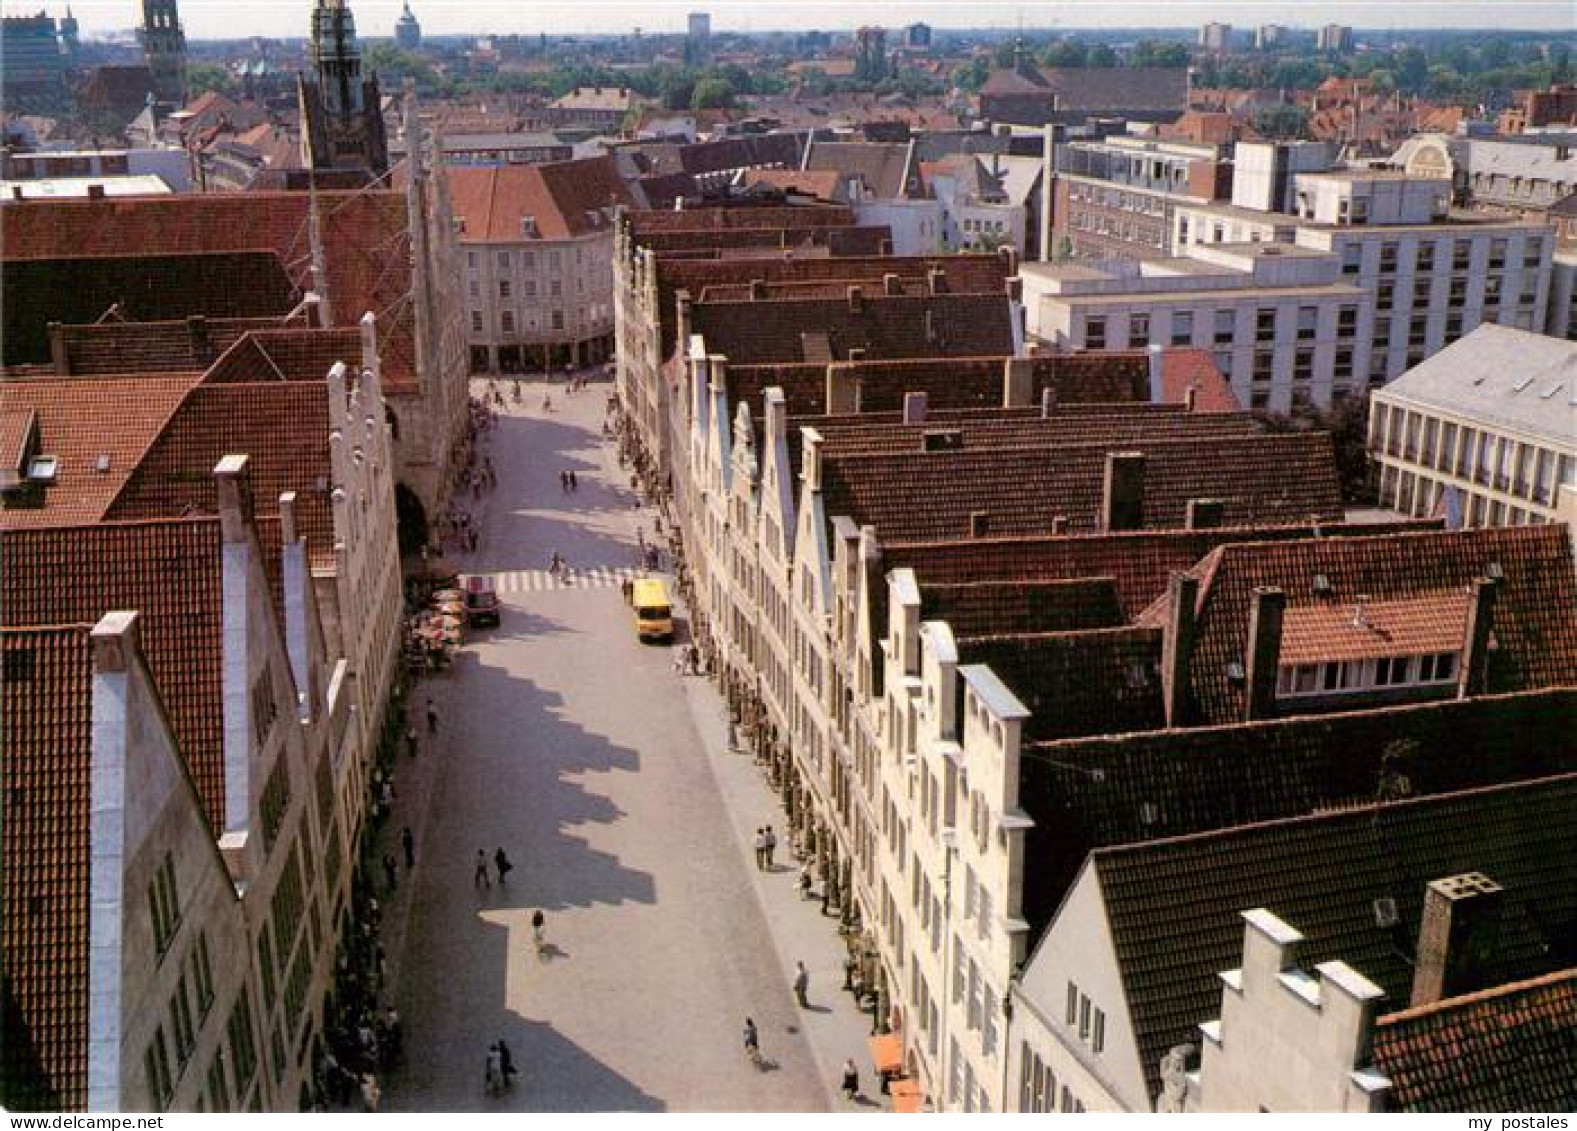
[1180,526,1577,725]
[201,327,362,384]
[446,155,637,243]
[652,253,1008,358]
[922,577,1125,638]
[1370,967,1577,1112]
[629,203,856,235]
[1018,686,1577,946]
[1093,773,1577,1104]
[0,191,418,388]
[804,140,918,199]
[106,382,336,568]
[1,625,92,1111]
[47,316,291,376]
[1,520,227,828]
[692,291,1015,365]
[1,251,297,368]
[821,432,1343,542]
[0,374,202,528]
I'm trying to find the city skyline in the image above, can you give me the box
[12,0,1576,39]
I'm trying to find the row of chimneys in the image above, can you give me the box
[1157,573,1500,728]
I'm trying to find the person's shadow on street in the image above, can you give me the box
[536,942,569,962]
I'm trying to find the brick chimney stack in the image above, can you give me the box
[1102,452,1146,532]
[1243,586,1286,721]
[1410,873,1504,1008]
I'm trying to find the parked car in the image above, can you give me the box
[460,574,500,628]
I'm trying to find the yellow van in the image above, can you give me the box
[632,577,674,643]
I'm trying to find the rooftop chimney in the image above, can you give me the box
[1004,357,1034,407]
[86,183,105,200]
[1186,498,1226,530]
[1050,515,1068,535]
[1147,343,1166,404]
[883,272,902,296]
[1040,385,1057,418]
[1162,572,1200,728]
[970,511,990,538]
[826,364,858,415]
[1184,384,1198,412]
[902,391,929,426]
[847,285,864,313]
[1410,873,1504,1008]
[1457,577,1499,699]
[214,454,254,544]
[1243,586,1286,721]
[1101,451,1146,532]
[749,279,766,300]
[924,309,938,344]
[926,267,948,295]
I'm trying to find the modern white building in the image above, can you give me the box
[1026,171,1557,410]
[1368,323,1577,536]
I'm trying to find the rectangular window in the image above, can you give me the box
[501,311,515,335]
[206,1052,231,1112]
[1171,311,1193,346]
[499,279,512,299]
[145,1028,174,1110]
[1214,309,1235,345]
[1297,306,1318,340]
[1066,981,1078,1026]
[1126,314,1149,348]
[1092,1008,1106,1054]
[470,310,484,333]
[1337,306,1358,337]
[149,853,180,958]
[497,250,511,270]
[1085,317,1106,350]
[466,251,478,269]
[192,933,215,1018]
[172,976,196,1066]
[227,989,258,1096]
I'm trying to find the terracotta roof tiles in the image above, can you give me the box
[1371,967,1577,1112]
[1,625,92,1111]
[1094,773,1577,1104]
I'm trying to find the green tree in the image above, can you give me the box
[1253,102,1310,139]
[1131,39,1190,69]
[184,62,236,97]
[1041,40,1087,69]
[1088,43,1118,68]
[690,76,735,109]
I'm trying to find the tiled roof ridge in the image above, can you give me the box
[1,511,222,539]
[1023,684,1577,753]
[957,622,1160,649]
[1375,965,1577,1027]
[881,520,1443,554]
[1093,770,1577,862]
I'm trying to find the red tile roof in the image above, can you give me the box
[1158,348,1240,412]
[693,291,1016,365]
[1094,773,1577,1105]
[822,432,1343,542]
[447,156,637,243]
[1279,591,1473,666]
[201,327,363,384]
[653,254,1009,359]
[1,251,297,368]
[629,204,856,235]
[1017,686,1577,951]
[0,191,418,388]
[1179,526,1577,725]
[1,625,92,1111]
[106,382,336,568]
[1,519,227,829]
[1371,967,1577,1112]
[49,316,291,376]
[0,374,203,528]
[921,577,1124,639]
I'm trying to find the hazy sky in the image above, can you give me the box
[17,1,1576,39]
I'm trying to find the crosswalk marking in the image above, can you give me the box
[482,567,645,594]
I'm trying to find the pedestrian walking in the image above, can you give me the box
[753,828,767,870]
[793,961,810,1008]
[382,852,398,892]
[426,699,439,736]
[842,1058,860,1101]
[485,1045,503,1095]
[764,826,778,869]
[360,1072,381,1112]
[560,470,569,493]
[743,1017,761,1067]
[494,847,513,886]
[798,862,814,900]
[401,826,415,870]
[568,470,578,492]
[474,849,491,889]
[531,908,546,957]
[497,1039,517,1087]
[405,726,419,759]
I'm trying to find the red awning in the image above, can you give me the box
[891,1078,924,1113]
[868,1033,903,1075]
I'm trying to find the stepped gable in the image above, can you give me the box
[1093,774,1577,1103]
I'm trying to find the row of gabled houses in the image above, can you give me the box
[0,103,468,1111]
[612,198,1577,1112]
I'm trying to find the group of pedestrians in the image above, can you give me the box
[752,826,778,870]
[474,847,515,888]
[559,469,580,493]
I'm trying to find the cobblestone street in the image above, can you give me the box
[376,377,880,1112]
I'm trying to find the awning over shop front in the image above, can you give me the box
[891,1078,924,1113]
[868,1033,903,1075]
